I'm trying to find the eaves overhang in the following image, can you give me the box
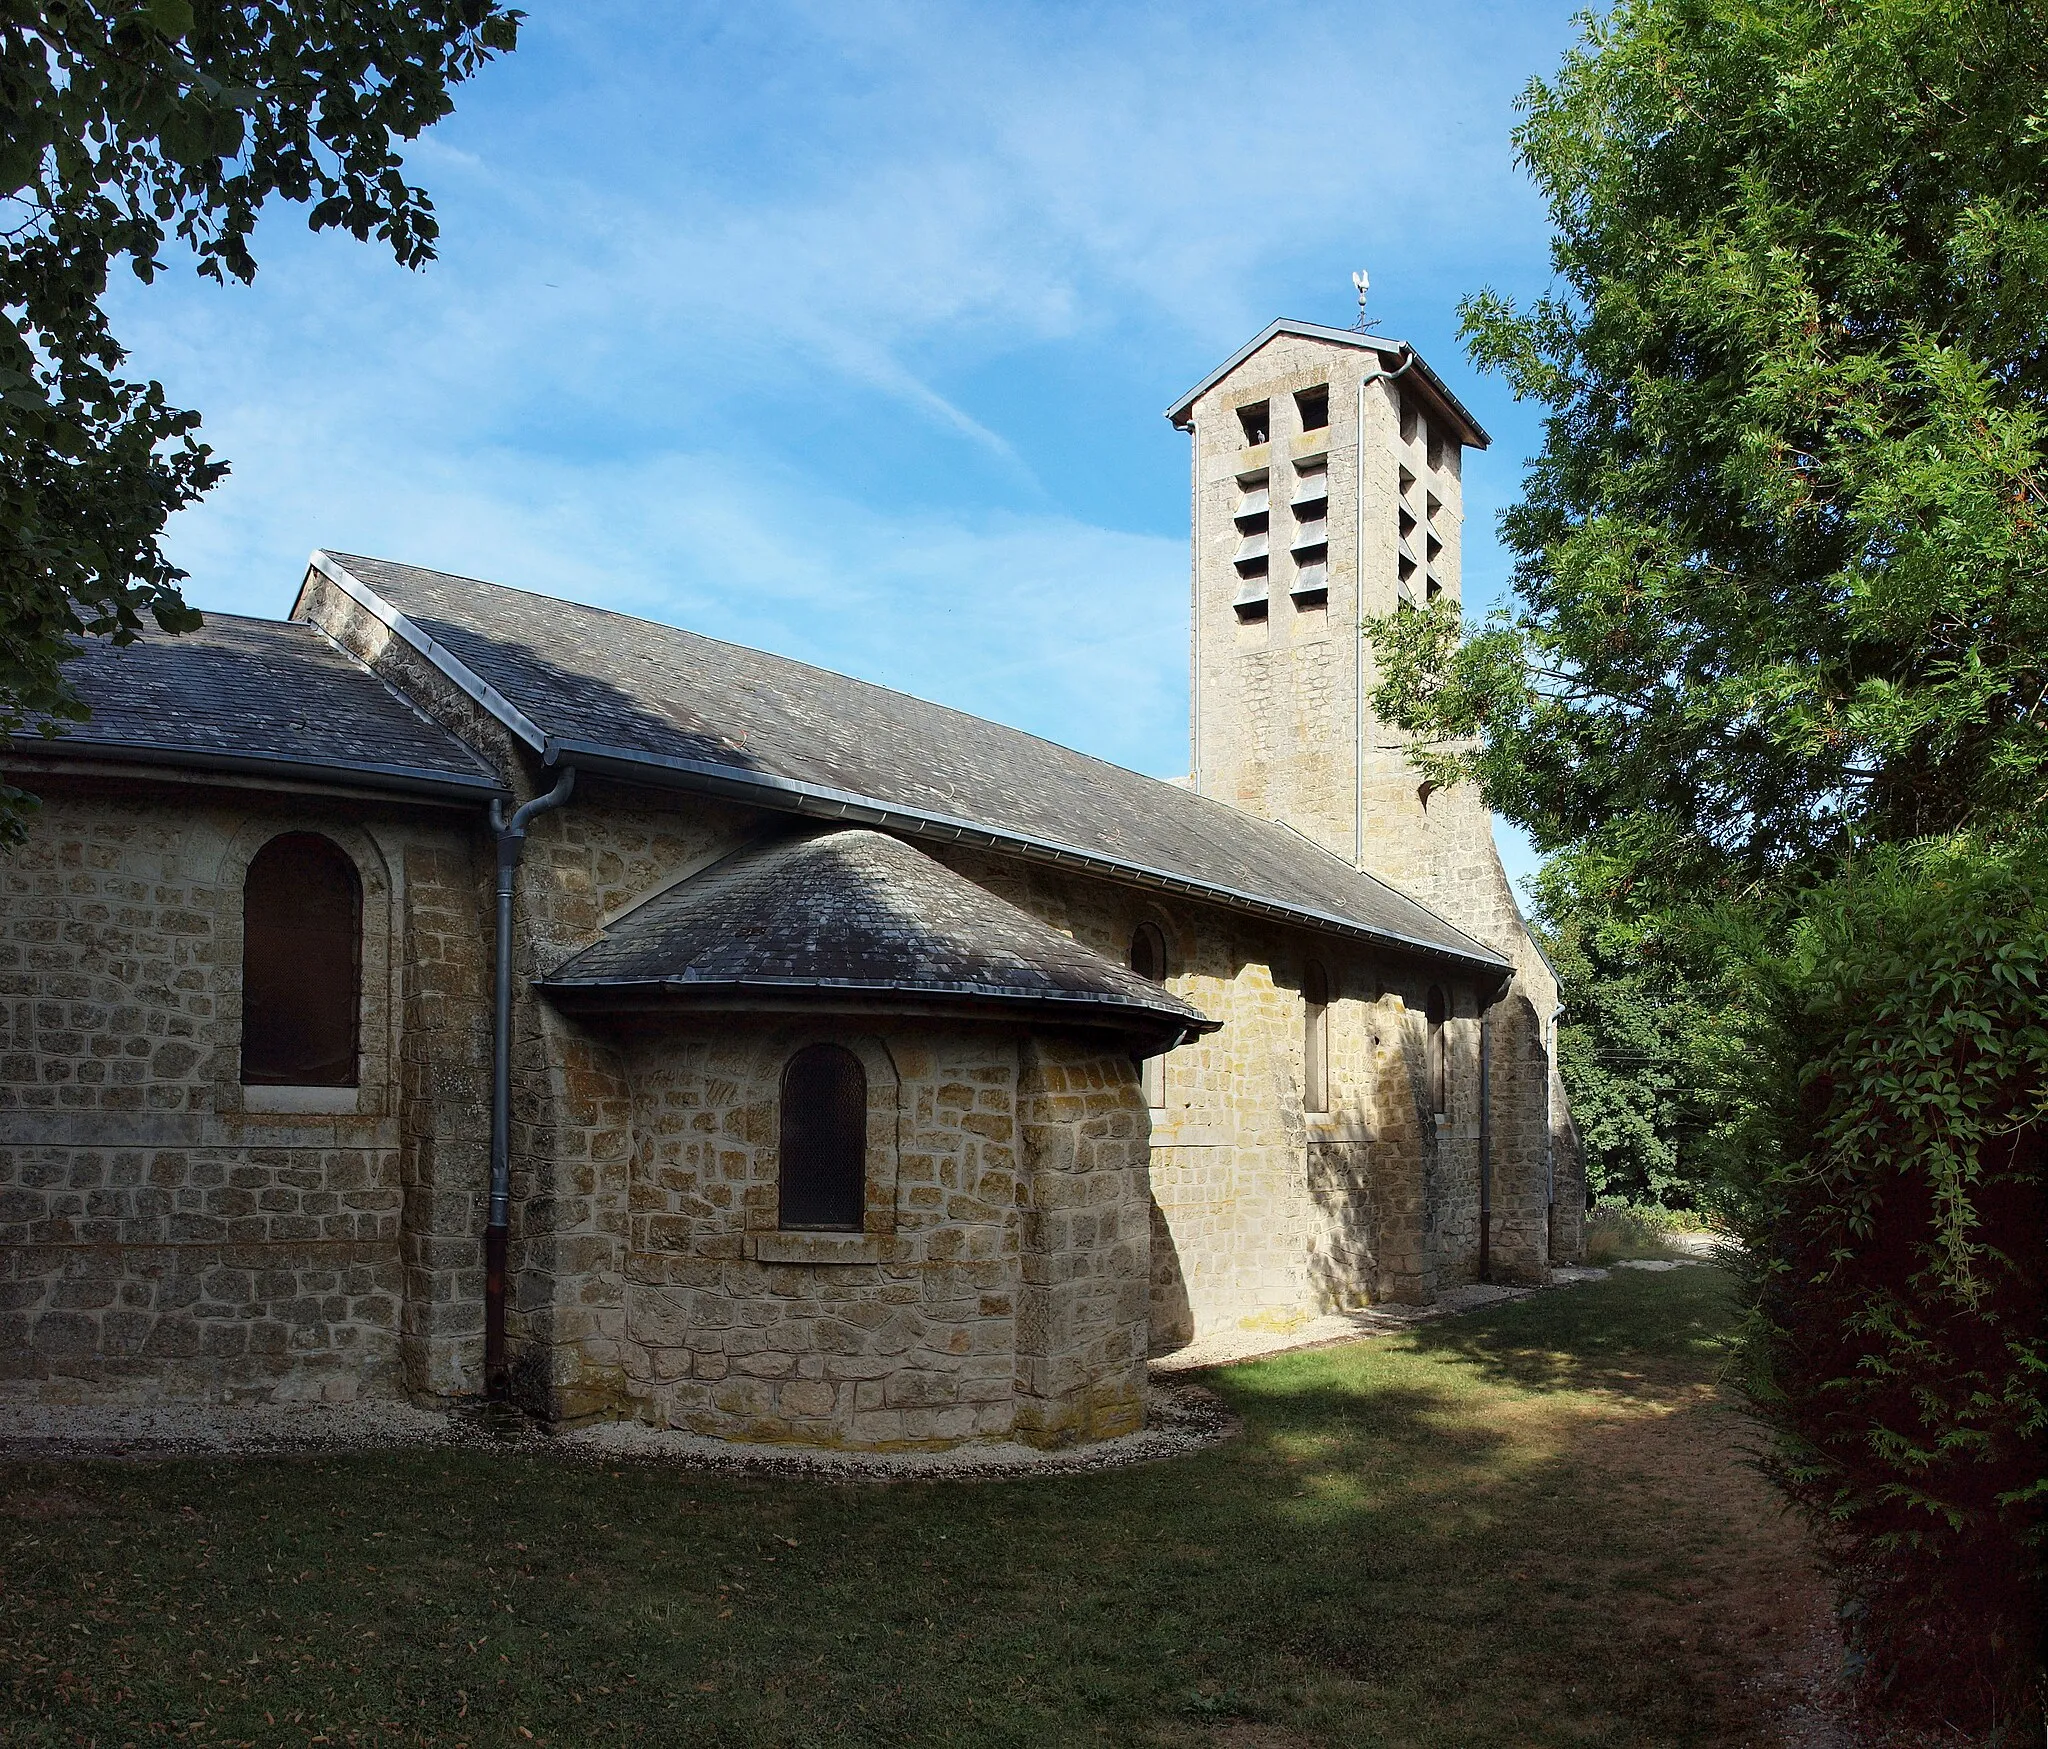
[535,973,1219,1051]
[306,552,1513,980]
[1165,318,1491,449]
[3,735,510,803]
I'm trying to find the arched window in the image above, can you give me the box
[1129,922,1170,1109]
[1425,984,1449,1117]
[1303,959,1330,1114]
[1129,921,1166,984]
[778,1045,868,1231]
[241,833,361,1087]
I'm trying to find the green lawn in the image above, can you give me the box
[0,1268,1822,1748]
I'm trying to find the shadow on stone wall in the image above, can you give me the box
[1147,1193,1195,1354]
[1304,1085,1379,1314]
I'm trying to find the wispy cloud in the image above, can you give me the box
[119,0,1580,817]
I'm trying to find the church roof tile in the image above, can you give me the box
[309,550,1508,973]
[15,612,505,799]
[539,827,1216,1045]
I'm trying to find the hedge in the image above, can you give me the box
[1725,838,2046,1733]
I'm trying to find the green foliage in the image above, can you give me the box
[1583,1204,1718,1265]
[1725,837,2047,1729]
[1530,853,1722,1207]
[1373,8,2048,1723]
[0,1,521,832]
[1368,0,2048,902]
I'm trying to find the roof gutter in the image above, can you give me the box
[535,975,1218,1052]
[542,735,1511,975]
[3,737,509,804]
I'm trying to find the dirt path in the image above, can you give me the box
[1563,1380,1956,1749]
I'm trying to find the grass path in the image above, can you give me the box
[0,1269,1837,1747]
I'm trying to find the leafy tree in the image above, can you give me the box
[1528,853,1719,1208]
[1369,0,2048,902]
[0,0,521,831]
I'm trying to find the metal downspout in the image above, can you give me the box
[1189,416,1202,793]
[1353,345,1416,870]
[1545,998,1564,1257]
[485,765,577,1401]
[1478,1006,1493,1284]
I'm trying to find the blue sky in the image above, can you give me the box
[121,0,1586,890]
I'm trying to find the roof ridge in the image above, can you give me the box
[298,619,503,785]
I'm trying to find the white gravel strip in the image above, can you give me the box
[0,1381,1238,1481]
[551,1381,1237,1480]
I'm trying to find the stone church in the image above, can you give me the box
[0,319,1580,1449]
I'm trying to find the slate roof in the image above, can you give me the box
[540,828,1217,1043]
[13,613,504,799]
[309,551,1508,972]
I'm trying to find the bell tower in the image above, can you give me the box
[1168,308,1583,1282]
[1166,314,1486,881]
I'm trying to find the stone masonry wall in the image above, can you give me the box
[393,835,493,1399]
[932,847,1495,1335]
[494,785,770,1423]
[0,754,1537,1418]
[582,1018,1144,1450]
[1361,782,1581,1277]
[611,1021,1013,1448]
[1014,1037,1151,1445]
[0,778,470,1404]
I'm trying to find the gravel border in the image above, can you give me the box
[0,1380,1239,1482]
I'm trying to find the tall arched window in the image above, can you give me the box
[779,1045,868,1231]
[1129,922,1170,1109]
[241,833,361,1087]
[1425,984,1449,1117]
[1303,959,1330,1114]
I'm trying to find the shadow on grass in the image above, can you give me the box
[0,1271,1790,1749]
[1399,1262,1738,1396]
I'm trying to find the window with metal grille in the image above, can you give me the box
[241,833,361,1087]
[1426,985,1449,1116]
[778,1044,868,1230]
[1303,960,1330,1114]
[1130,922,1169,1108]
